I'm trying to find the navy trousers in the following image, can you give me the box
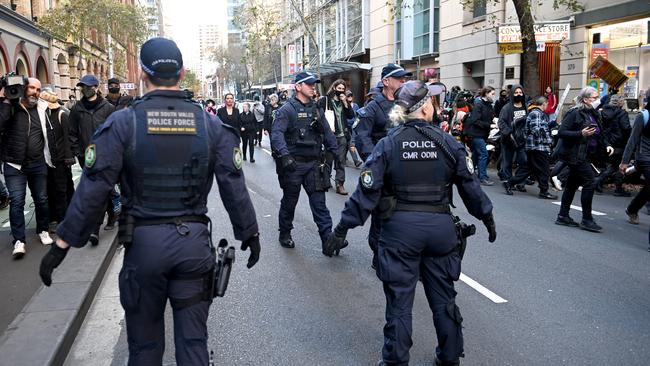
[119,222,215,366]
[278,160,333,242]
[377,212,464,365]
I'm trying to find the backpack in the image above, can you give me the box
[511,115,527,148]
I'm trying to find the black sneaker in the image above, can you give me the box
[580,219,603,233]
[503,182,513,195]
[555,215,579,227]
[515,184,527,192]
[89,234,99,246]
[538,191,558,199]
[250,158,256,163]
[525,178,535,185]
[279,233,295,248]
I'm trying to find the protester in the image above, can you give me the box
[64,94,76,110]
[464,86,496,185]
[345,90,363,168]
[263,94,281,137]
[494,89,509,118]
[498,85,528,186]
[105,78,133,110]
[595,94,631,196]
[204,99,217,116]
[544,86,558,120]
[253,99,265,145]
[217,93,240,133]
[240,102,257,162]
[555,86,614,232]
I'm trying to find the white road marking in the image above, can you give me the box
[551,202,606,216]
[262,148,272,156]
[459,273,508,304]
[248,188,258,195]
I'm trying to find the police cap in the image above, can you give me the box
[139,37,183,79]
[394,80,433,113]
[294,71,320,85]
[381,64,412,80]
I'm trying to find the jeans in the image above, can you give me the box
[471,138,489,180]
[4,161,49,241]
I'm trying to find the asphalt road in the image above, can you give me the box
[66,138,650,366]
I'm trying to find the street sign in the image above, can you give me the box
[498,23,570,43]
[536,42,546,52]
[589,56,628,89]
[497,43,523,54]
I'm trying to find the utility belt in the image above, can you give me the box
[377,196,450,220]
[293,155,317,162]
[118,214,210,245]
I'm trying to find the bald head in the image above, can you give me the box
[21,77,41,108]
[28,78,41,88]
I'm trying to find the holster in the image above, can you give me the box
[213,239,236,298]
[314,160,332,192]
[378,196,397,220]
[453,216,476,259]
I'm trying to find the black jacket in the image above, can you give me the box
[69,96,115,159]
[264,103,280,132]
[217,107,241,131]
[240,111,257,134]
[622,112,650,164]
[556,107,609,164]
[497,84,527,144]
[49,107,73,163]
[600,104,630,149]
[0,101,56,166]
[494,96,508,117]
[106,94,134,110]
[464,98,493,139]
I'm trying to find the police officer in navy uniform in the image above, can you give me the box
[325,81,496,366]
[271,71,338,248]
[39,38,260,366]
[354,64,411,269]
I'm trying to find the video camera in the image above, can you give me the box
[1,73,28,100]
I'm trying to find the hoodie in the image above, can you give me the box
[498,84,527,147]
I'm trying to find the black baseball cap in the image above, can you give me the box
[107,77,120,85]
[139,37,183,79]
[293,71,320,85]
[381,64,412,80]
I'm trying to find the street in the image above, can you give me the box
[64,138,650,366]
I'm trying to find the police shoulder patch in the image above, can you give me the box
[357,107,368,118]
[85,144,96,168]
[233,147,243,170]
[466,156,474,175]
[360,169,374,189]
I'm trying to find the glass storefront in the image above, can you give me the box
[589,17,650,107]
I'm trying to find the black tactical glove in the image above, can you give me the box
[323,224,348,257]
[39,243,70,286]
[482,214,497,243]
[281,155,296,172]
[241,233,260,269]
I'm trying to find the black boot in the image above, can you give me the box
[580,219,603,233]
[503,181,513,195]
[279,232,295,248]
[538,191,558,199]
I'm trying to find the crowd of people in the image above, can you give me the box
[0,75,132,258]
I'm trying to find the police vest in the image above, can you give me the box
[370,94,394,143]
[124,96,212,213]
[387,125,452,207]
[284,98,323,158]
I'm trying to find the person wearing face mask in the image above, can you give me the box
[498,85,529,186]
[464,86,496,185]
[69,74,116,245]
[493,89,508,118]
[554,86,614,232]
[324,80,495,366]
[105,77,133,110]
[0,77,57,258]
[354,63,411,269]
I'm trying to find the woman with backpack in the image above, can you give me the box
[464,86,496,185]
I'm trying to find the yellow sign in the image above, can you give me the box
[589,56,629,88]
[497,43,523,54]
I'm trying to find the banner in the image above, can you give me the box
[589,56,628,89]
[498,23,570,43]
[497,43,523,54]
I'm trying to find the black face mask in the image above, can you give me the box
[108,87,120,94]
[514,95,525,104]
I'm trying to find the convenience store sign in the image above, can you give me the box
[498,24,571,43]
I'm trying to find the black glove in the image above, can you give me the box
[281,155,296,172]
[241,233,260,269]
[39,243,70,286]
[482,214,497,243]
[64,158,76,167]
[323,224,348,257]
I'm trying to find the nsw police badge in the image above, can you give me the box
[233,147,243,170]
[84,144,96,168]
[360,170,374,189]
[466,156,474,175]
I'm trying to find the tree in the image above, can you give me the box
[180,69,201,96]
[212,45,248,97]
[38,0,149,74]
[234,0,283,90]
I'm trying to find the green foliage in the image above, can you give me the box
[212,45,248,93]
[180,69,201,96]
[38,0,150,49]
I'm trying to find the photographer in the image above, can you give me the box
[0,77,55,258]
[317,79,355,195]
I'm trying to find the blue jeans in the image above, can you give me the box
[471,138,489,180]
[4,161,49,242]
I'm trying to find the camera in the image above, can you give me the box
[0,73,28,100]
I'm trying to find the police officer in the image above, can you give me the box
[354,63,411,269]
[271,71,338,248]
[39,38,260,366]
[324,81,496,366]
